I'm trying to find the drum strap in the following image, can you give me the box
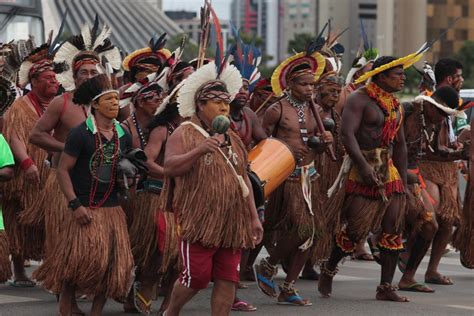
[182,121,250,198]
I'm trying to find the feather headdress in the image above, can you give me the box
[0,38,36,83]
[122,33,171,72]
[345,20,379,84]
[177,61,242,118]
[54,15,121,91]
[229,26,262,91]
[0,75,17,116]
[271,34,326,97]
[355,17,460,85]
[18,10,68,87]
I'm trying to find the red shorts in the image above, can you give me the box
[179,239,241,290]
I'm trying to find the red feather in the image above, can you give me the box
[209,5,223,64]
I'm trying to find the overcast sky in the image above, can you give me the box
[163,0,232,20]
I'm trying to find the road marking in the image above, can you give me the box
[447,305,474,311]
[0,294,41,304]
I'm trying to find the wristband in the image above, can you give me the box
[20,157,34,171]
[68,198,82,211]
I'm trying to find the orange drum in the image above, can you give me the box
[248,138,296,206]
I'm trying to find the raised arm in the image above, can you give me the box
[163,127,221,177]
[29,96,65,152]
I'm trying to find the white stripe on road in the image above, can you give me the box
[0,294,41,304]
[447,305,474,311]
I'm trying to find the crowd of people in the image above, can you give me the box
[0,4,472,316]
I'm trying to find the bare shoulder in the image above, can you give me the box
[243,106,258,120]
[149,125,168,142]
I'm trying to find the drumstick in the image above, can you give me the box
[309,99,337,161]
[255,93,275,115]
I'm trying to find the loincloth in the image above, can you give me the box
[33,206,133,298]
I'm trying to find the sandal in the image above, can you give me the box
[425,275,453,285]
[232,299,257,311]
[9,279,36,288]
[398,282,435,293]
[133,281,152,315]
[254,257,278,298]
[277,281,312,306]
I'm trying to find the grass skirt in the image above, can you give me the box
[453,182,474,268]
[0,231,12,282]
[419,161,461,225]
[33,206,133,298]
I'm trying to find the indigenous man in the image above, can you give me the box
[0,76,16,283]
[400,86,465,293]
[303,71,346,277]
[29,21,121,255]
[318,56,409,302]
[255,48,333,306]
[1,40,60,287]
[229,41,267,312]
[418,58,465,285]
[120,34,171,117]
[33,74,134,316]
[336,46,378,114]
[162,61,263,316]
[120,78,167,314]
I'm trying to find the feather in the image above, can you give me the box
[360,19,369,51]
[92,24,112,50]
[81,23,92,50]
[415,16,460,56]
[150,33,167,52]
[209,5,223,66]
[90,14,100,49]
[48,8,68,57]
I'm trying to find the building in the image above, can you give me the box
[426,0,472,62]
[44,0,183,54]
[165,10,231,51]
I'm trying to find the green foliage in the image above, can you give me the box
[456,41,474,88]
[287,33,313,54]
[403,66,421,94]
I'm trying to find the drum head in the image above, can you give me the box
[248,171,264,207]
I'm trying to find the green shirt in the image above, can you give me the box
[0,134,14,169]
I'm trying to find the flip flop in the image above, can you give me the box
[425,276,454,285]
[9,279,36,288]
[253,264,277,298]
[133,281,152,315]
[277,295,312,306]
[399,282,435,293]
[231,300,257,311]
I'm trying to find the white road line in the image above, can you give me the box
[446,305,474,311]
[0,294,41,304]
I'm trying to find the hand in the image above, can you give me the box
[320,131,333,145]
[198,136,221,154]
[73,206,92,226]
[250,216,263,246]
[24,164,40,184]
[360,164,379,186]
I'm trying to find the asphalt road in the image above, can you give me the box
[0,249,473,316]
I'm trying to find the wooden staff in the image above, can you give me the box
[309,98,337,161]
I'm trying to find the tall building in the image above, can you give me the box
[426,0,472,62]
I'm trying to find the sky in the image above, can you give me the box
[163,0,232,20]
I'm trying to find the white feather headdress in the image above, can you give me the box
[177,61,242,118]
[54,16,121,91]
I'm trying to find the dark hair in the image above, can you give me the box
[434,58,463,84]
[371,56,398,81]
[148,102,179,130]
[73,74,112,105]
[432,86,459,109]
[291,63,311,74]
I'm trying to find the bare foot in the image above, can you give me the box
[376,283,409,302]
[318,263,338,298]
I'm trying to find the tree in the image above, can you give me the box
[287,33,314,55]
[456,41,474,88]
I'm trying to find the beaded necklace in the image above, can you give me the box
[365,82,402,147]
[89,125,120,209]
[286,91,309,144]
[132,112,147,149]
